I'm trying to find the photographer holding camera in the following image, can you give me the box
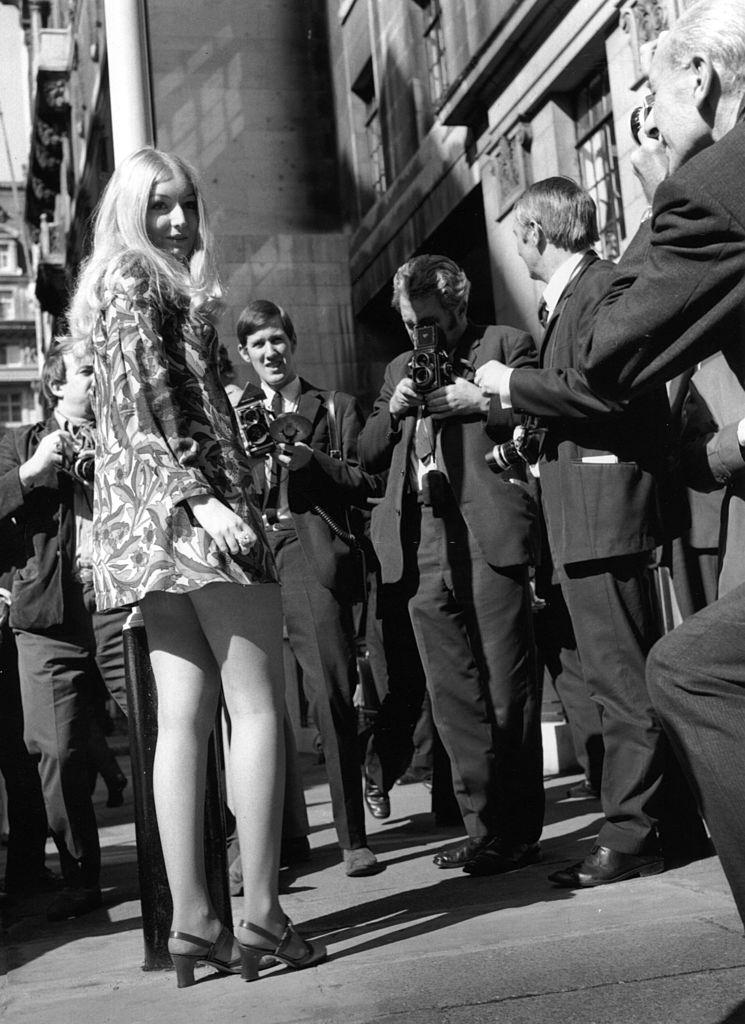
[358,254,545,876]
[475,178,708,888]
[236,300,385,879]
[0,338,128,920]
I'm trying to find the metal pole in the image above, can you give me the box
[123,610,232,971]
[102,0,155,163]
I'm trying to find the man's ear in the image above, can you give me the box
[236,343,250,364]
[691,53,716,110]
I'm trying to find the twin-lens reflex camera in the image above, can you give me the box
[235,384,312,457]
[407,319,453,394]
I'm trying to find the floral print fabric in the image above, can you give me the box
[90,293,276,611]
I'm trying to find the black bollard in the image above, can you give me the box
[123,610,232,970]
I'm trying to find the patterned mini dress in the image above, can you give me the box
[90,291,276,612]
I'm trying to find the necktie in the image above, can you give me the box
[265,390,284,515]
[414,409,435,463]
[538,298,549,329]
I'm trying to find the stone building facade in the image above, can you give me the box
[327,0,686,404]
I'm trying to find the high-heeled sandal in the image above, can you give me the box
[168,926,242,988]
[235,917,327,982]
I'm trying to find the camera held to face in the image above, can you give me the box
[630,97,656,145]
[407,319,453,395]
[485,417,541,473]
[235,385,312,458]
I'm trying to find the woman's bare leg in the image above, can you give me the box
[189,583,304,949]
[139,591,229,949]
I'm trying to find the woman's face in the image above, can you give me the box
[145,169,199,261]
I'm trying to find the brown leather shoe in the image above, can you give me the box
[463,839,542,876]
[433,836,494,869]
[548,844,664,888]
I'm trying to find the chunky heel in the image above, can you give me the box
[167,927,241,989]
[238,946,261,982]
[170,953,197,989]
[235,917,326,980]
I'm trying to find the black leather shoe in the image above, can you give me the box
[548,844,664,888]
[46,886,103,921]
[463,839,542,876]
[565,779,599,799]
[433,836,495,869]
[364,779,391,820]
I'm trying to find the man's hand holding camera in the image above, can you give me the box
[19,429,74,491]
[426,376,490,419]
[276,441,313,470]
[389,377,423,421]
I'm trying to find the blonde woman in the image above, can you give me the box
[68,147,324,986]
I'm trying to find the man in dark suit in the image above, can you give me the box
[475,179,693,887]
[236,300,384,878]
[0,339,128,921]
[358,254,544,876]
[573,0,745,926]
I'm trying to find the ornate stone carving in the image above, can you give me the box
[489,121,532,218]
[618,0,686,82]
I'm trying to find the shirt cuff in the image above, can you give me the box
[499,368,514,409]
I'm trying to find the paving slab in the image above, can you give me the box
[2,762,744,1024]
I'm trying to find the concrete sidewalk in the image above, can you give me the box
[2,756,745,1024]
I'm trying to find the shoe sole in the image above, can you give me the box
[549,861,665,887]
[463,849,543,877]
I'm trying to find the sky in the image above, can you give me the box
[0,5,31,184]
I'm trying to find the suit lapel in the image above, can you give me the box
[295,379,324,435]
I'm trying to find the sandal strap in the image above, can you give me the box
[169,926,233,962]
[169,930,212,952]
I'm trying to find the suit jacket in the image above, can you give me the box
[358,322,539,583]
[583,117,745,397]
[509,254,678,567]
[679,353,745,597]
[0,418,77,631]
[248,378,383,593]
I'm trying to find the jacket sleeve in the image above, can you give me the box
[0,430,27,525]
[358,358,408,474]
[103,296,214,510]
[582,166,745,397]
[300,395,385,507]
[679,381,743,493]
[483,328,539,433]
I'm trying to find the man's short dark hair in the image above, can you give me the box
[514,178,599,253]
[236,300,297,348]
[41,337,76,408]
[391,254,471,314]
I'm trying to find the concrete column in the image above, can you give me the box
[103,0,154,164]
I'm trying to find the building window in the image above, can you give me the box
[0,390,24,425]
[0,241,14,272]
[421,0,449,109]
[352,60,387,202]
[0,290,14,320]
[575,69,625,260]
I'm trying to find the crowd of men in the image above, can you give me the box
[2,0,745,936]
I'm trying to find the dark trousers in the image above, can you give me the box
[15,580,128,888]
[364,569,428,794]
[269,529,366,850]
[536,583,604,791]
[559,555,664,853]
[647,581,745,926]
[406,494,544,843]
[0,626,48,890]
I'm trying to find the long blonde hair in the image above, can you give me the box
[68,147,223,340]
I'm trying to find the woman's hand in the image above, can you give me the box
[188,494,257,557]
